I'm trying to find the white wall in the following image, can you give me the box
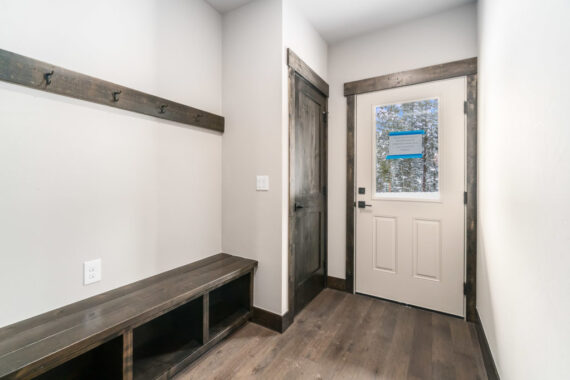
[327,3,478,279]
[0,0,223,328]
[283,1,328,80]
[222,0,328,315]
[477,0,570,378]
[222,0,285,314]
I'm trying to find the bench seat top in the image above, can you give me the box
[0,253,257,378]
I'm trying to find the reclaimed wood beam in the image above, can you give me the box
[0,49,224,132]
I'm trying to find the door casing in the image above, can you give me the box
[287,49,329,326]
[344,58,478,321]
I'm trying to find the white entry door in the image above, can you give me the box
[355,77,466,316]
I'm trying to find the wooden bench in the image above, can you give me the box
[0,253,257,379]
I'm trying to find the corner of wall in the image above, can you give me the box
[221,0,286,316]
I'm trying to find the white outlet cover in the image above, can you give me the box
[256,175,269,191]
[84,258,101,285]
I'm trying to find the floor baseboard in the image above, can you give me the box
[327,276,347,291]
[474,309,500,380]
[252,307,291,333]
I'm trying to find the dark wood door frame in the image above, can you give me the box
[344,57,478,322]
[287,49,329,329]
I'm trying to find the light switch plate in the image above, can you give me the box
[84,258,101,285]
[256,175,269,191]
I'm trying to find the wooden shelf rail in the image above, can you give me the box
[0,49,224,132]
[0,253,256,379]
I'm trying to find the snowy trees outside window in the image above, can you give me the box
[375,99,439,194]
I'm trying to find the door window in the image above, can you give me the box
[374,98,439,199]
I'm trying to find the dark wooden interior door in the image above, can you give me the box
[293,74,327,315]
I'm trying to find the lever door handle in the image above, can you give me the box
[294,203,304,211]
[357,201,372,208]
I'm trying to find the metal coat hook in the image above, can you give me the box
[112,90,121,102]
[159,104,168,114]
[44,70,54,85]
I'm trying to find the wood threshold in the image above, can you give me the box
[0,48,224,132]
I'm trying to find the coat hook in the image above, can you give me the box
[44,70,54,86]
[112,90,121,102]
[159,104,168,114]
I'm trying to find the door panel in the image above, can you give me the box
[413,218,441,280]
[296,91,321,194]
[373,216,397,273]
[295,212,321,283]
[292,75,327,315]
[355,77,465,316]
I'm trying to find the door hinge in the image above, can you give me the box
[322,186,327,197]
[322,111,328,124]
[464,191,468,205]
[464,101,468,114]
[463,282,472,295]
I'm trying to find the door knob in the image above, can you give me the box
[357,201,372,208]
[294,203,304,211]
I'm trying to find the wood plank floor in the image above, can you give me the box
[176,289,487,380]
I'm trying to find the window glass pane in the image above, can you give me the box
[375,98,439,194]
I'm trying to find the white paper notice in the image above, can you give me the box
[386,130,425,159]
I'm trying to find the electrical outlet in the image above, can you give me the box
[84,258,101,285]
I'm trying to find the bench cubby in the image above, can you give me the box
[0,254,257,380]
[35,335,123,380]
[209,272,252,339]
[133,296,204,379]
